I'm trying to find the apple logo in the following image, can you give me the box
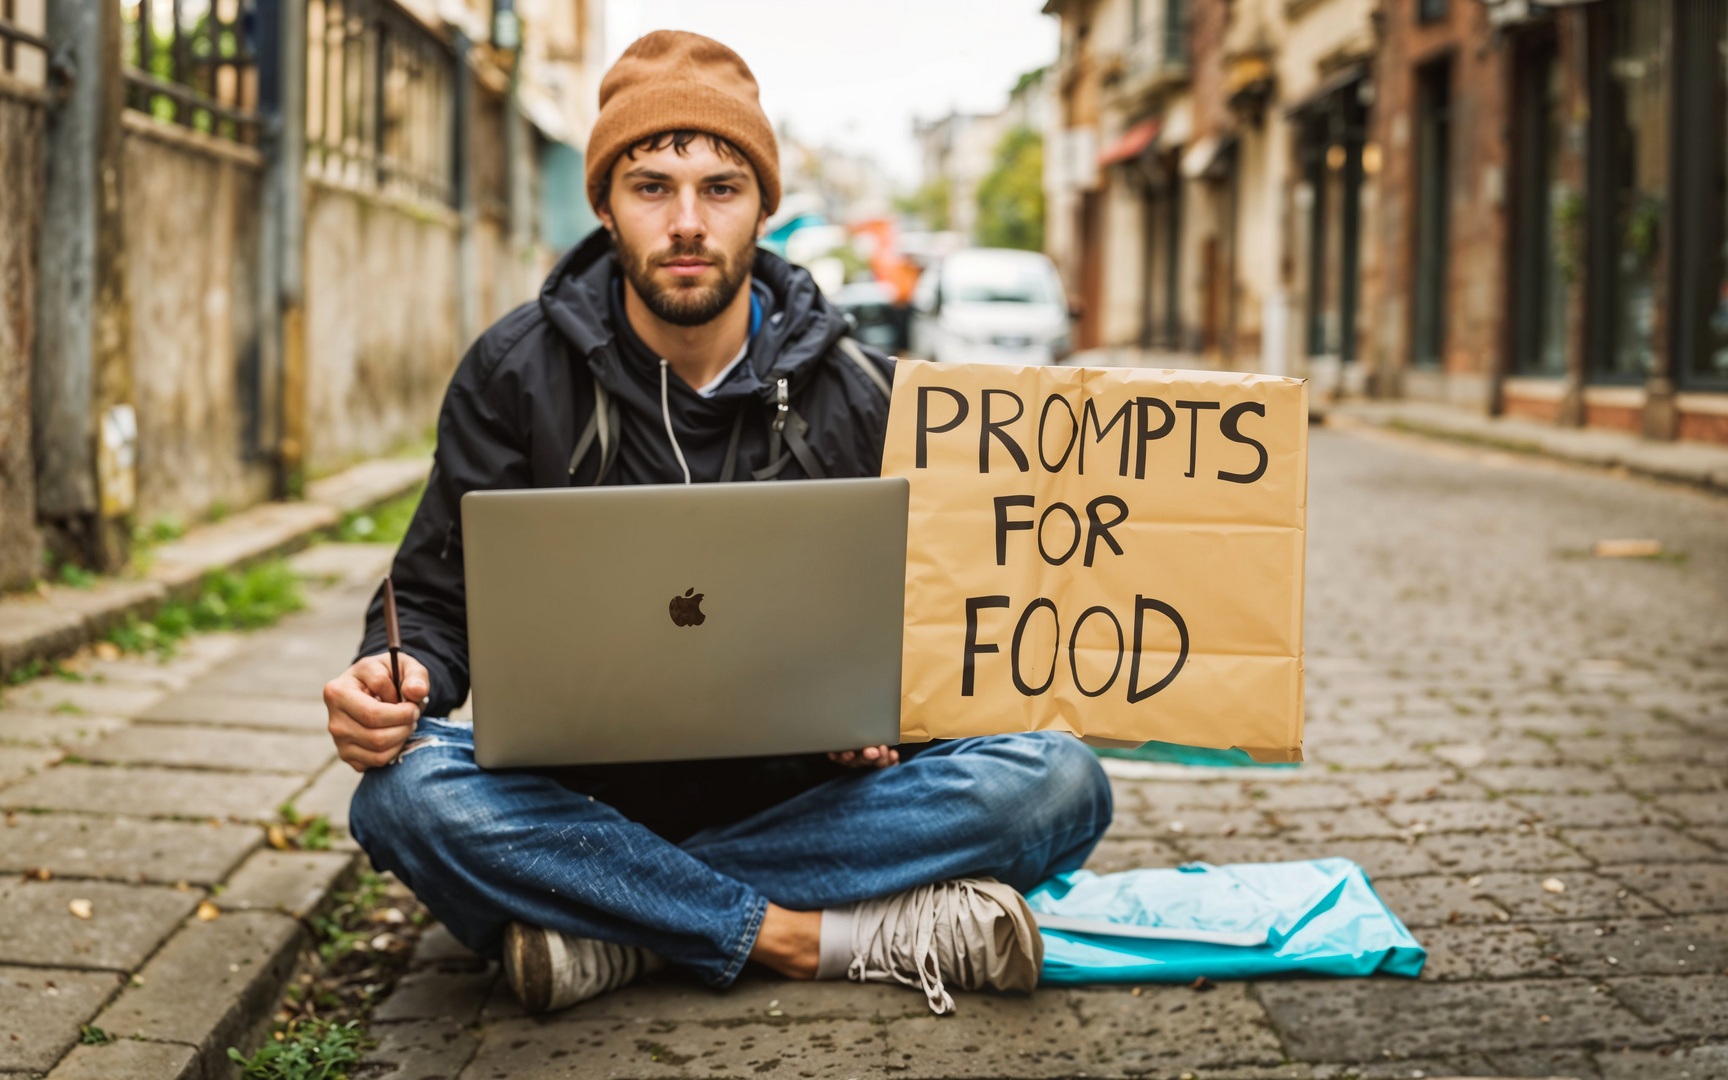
[668,587,706,627]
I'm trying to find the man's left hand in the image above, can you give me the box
[829,745,899,769]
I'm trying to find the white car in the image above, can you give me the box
[909,249,1072,366]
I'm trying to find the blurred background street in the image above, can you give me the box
[2,0,1726,1075]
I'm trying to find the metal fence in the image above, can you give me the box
[121,0,263,143]
[0,0,50,87]
[305,0,456,206]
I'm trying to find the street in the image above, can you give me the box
[2,423,1724,1078]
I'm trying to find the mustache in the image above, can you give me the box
[649,242,725,270]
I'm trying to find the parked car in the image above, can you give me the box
[834,280,908,352]
[909,249,1072,365]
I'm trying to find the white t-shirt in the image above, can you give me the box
[692,338,751,398]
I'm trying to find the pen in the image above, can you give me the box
[383,577,402,700]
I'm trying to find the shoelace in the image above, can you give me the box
[845,878,1040,1015]
[658,358,692,484]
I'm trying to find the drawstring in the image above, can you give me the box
[658,359,693,485]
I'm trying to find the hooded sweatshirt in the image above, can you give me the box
[355,227,895,718]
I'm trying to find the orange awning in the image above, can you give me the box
[1098,120,1160,166]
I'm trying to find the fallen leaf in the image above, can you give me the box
[93,642,121,662]
[1131,986,1143,996]
[382,907,406,924]
[1221,823,1238,837]
[195,901,220,922]
[22,867,50,882]
[266,825,291,851]
[68,898,93,919]
[1541,877,1567,894]
[173,881,192,893]
[1189,976,1213,992]
[1593,539,1662,558]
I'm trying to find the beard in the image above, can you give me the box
[616,234,754,328]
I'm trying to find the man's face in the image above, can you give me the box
[599,138,767,327]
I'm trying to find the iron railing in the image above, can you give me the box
[121,0,263,143]
[0,0,50,87]
[305,0,456,206]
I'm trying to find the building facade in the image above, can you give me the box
[1042,0,1728,445]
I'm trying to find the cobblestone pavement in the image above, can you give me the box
[5,426,1725,1078]
[0,544,391,1078]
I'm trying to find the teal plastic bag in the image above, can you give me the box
[1027,859,1425,984]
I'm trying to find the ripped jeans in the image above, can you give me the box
[348,716,1113,986]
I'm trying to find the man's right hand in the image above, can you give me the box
[324,653,430,772]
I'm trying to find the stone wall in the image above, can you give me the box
[0,83,45,589]
[302,182,462,476]
[123,117,275,528]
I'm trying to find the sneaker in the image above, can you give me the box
[502,921,664,1013]
[825,878,1043,1015]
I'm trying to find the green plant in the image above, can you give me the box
[78,1025,115,1046]
[333,484,425,546]
[104,559,306,658]
[57,562,97,590]
[277,803,334,851]
[227,1020,369,1080]
[975,126,1045,251]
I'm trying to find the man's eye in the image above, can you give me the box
[708,185,735,197]
[638,183,665,195]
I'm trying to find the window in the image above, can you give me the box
[1303,81,1366,363]
[121,0,263,143]
[1412,60,1452,369]
[1586,0,1669,381]
[1418,0,1448,24]
[0,0,48,88]
[1510,36,1570,377]
[1673,0,1728,386]
[1163,0,1188,65]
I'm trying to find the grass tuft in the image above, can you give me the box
[227,1020,369,1080]
[105,560,305,658]
[332,484,424,546]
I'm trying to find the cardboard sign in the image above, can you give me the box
[881,360,1307,763]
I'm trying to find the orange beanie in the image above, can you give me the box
[585,31,781,216]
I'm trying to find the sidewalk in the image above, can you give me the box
[1331,400,1728,497]
[0,457,431,678]
[0,543,384,1078]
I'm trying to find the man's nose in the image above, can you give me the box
[669,188,705,242]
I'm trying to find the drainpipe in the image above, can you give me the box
[453,29,478,350]
[256,0,305,496]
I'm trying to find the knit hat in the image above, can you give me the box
[585,31,781,216]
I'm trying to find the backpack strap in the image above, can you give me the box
[835,336,892,399]
[567,377,620,485]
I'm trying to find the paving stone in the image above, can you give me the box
[1106,808,1279,840]
[1255,977,1657,1061]
[1056,984,1287,1069]
[1371,875,1510,928]
[1305,740,1439,769]
[43,1038,199,1080]
[80,636,243,691]
[1175,836,1438,878]
[1082,837,1187,873]
[1543,915,1728,978]
[1,682,166,720]
[1656,791,1728,826]
[465,1015,890,1079]
[1487,1046,1606,1080]
[93,911,304,1078]
[0,966,125,1073]
[1594,1042,1728,1080]
[1382,799,1534,833]
[291,759,362,831]
[1602,864,1728,915]
[1612,761,1726,794]
[0,764,304,821]
[371,968,497,1024]
[1691,825,1728,853]
[1231,779,1363,810]
[0,813,259,884]
[1270,805,1403,840]
[358,1019,484,1080]
[1471,872,1665,922]
[135,692,326,732]
[1419,832,1592,874]
[189,657,348,700]
[1430,737,1565,769]
[1467,766,1616,796]
[0,879,201,969]
[407,923,487,971]
[83,724,333,775]
[216,848,354,917]
[557,972,931,1024]
[1416,922,1563,980]
[1510,793,1678,829]
[1561,826,1724,865]
[0,710,130,749]
[1608,975,1728,1039]
[0,744,62,786]
[1346,769,1486,803]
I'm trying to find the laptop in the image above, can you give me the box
[461,477,909,768]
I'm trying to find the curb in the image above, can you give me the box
[1328,404,1728,497]
[0,457,431,679]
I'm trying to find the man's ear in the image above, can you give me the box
[756,208,770,239]
[596,201,615,233]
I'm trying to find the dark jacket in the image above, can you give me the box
[356,228,896,717]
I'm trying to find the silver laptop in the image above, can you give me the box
[461,478,909,768]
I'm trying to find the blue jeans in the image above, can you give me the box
[349,717,1113,987]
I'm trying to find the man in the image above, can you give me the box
[324,30,1111,1016]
